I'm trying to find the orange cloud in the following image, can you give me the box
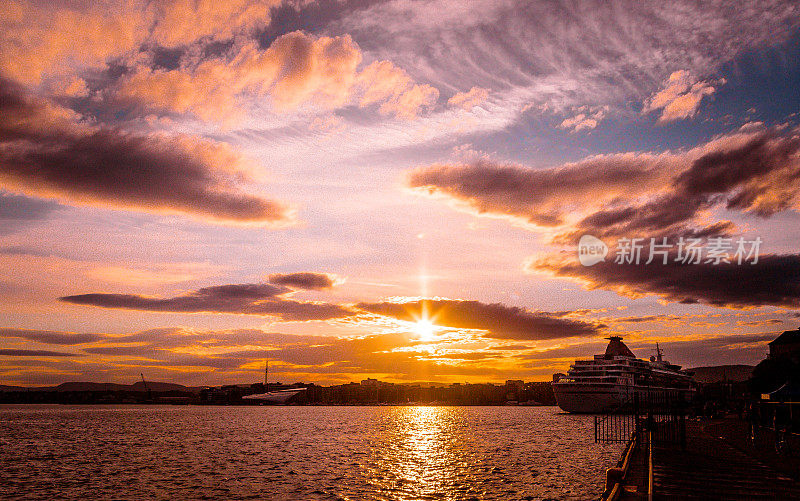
[115,32,362,121]
[148,0,281,48]
[0,326,519,385]
[2,323,775,385]
[447,86,489,110]
[46,76,90,98]
[3,2,440,123]
[559,106,608,132]
[0,0,282,85]
[643,70,719,123]
[357,60,439,119]
[0,0,145,85]
[378,83,439,119]
[114,31,438,121]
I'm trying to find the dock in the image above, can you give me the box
[606,419,800,500]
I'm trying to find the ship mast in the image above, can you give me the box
[140,373,152,400]
[264,359,269,387]
[655,343,663,362]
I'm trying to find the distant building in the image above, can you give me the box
[505,380,524,392]
[361,378,379,387]
[504,380,524,401]
[769,328,800,360]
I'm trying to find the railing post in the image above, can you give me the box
[647,392,654,442]
[648,430,654,501]
[680,405,686,450]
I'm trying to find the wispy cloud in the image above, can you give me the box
[0,348,82,357]
[0,328,102,345]
[60,283,354,321]
[335,0,798,127]
[0,192,61,235]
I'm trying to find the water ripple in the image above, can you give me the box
[0,405,622,500]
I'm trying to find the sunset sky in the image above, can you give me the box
[2,0,800,386]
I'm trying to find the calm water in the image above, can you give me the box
[0,405,622,500]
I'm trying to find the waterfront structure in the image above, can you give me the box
[241,387,306,403]
[768,327,800,360]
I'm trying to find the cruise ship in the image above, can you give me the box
[552,336,696,413]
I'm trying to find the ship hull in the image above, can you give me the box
[553,383,694,413]
[553,383,626,413]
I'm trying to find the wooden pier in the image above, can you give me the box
[606,419,800,500]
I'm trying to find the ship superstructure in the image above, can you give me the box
[552,336,695,413]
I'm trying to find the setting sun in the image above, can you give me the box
[412,318,437,340]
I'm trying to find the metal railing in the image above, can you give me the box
[595,395,636,443]
[595,390,687,447]
[601,433,638,501]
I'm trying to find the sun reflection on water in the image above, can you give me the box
[367,406,484,500]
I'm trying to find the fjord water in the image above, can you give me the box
[1,405,623,500]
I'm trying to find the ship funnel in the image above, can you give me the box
[604,336,635,359]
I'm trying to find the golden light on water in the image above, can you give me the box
[403,406,443,458]
[373,406,474,497]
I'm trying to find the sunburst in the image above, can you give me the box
[412,317,436,340]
